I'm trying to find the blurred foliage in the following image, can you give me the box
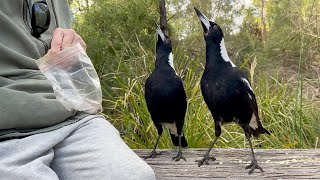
[71,0,158,73]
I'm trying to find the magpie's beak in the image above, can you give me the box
[194,7,211,33]
[155,22,167,43]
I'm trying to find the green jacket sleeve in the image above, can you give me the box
[0,76,76,130]
[0,0,76,131]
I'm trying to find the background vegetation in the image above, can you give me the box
[69,0,320,149]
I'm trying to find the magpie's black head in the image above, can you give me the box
[155,22,172,54]
[194,7,224,44]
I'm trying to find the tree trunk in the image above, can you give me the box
[159,0,168,36]
[261,0,267,44]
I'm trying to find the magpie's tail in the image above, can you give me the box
[170,133,188,147]
[250,118,271,137]
[247,90,271,137]
[262,127,271,135]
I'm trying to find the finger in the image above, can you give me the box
[72,34,87,51]
[61,29,76,50]
[50,28,64,53]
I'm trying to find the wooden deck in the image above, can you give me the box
[134,148,320,179]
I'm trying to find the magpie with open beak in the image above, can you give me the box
[194,7,270,174]
[144,22,188,161]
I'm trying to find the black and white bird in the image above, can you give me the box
[194,7,270,174]
[144,23,188,161]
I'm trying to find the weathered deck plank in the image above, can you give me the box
[134,148,320,179]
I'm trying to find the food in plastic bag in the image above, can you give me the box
[37,43,102,114]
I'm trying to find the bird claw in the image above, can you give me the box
[195,155,216,167]
[144,150,162,159]
[172,152,186,161]
[245,160,264,174]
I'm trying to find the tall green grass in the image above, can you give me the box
[98,35,320,150]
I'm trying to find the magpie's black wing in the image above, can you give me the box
[201,69,260,126]
[145,71,187,123]
[231,70,270,136]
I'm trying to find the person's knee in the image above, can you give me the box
[78,116,120,137]
[137,162,156,180]
[128,161,156,180]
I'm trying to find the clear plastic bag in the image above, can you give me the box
[37,43,102,114]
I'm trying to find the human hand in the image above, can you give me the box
[50,28,87,54]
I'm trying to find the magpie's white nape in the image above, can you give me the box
[220,38,236,67]
[144,22,188,162]
[194,7,270,174]
[154,22,176,72]
[168,52,176,71]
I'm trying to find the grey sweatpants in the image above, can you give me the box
[0,115,155,180]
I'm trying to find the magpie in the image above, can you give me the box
[144,22,188,161]
[194,7,270,174]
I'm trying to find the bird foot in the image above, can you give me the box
[195,155,216,167]
[245,159,264,174]
[172,151,186,161]
[144,150,162,159]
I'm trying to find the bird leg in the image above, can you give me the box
[245,134,264,174]
[195,136,218,167]
[144,134,162,159]
[172,135,186,161]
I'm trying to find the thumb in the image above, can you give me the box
[50,28,64,53]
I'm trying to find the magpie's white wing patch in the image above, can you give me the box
[241,77,253,91]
